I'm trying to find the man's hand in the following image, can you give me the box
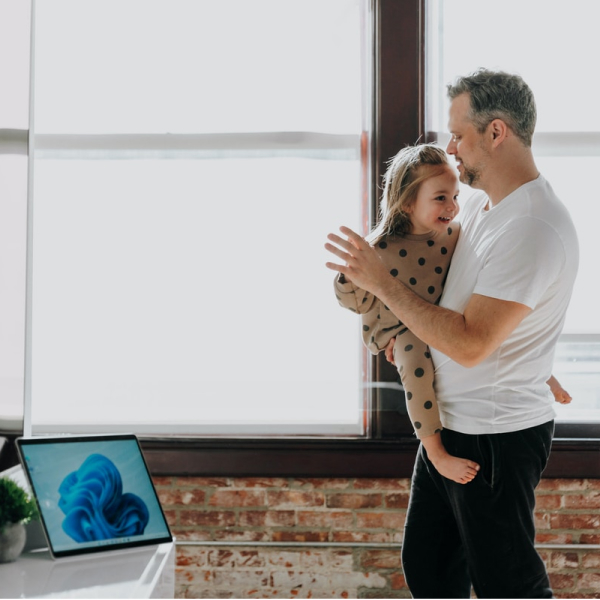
[324,226,392,297]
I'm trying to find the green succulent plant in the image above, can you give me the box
[0,477,39,533]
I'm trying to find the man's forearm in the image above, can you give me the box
[371,275,472,365]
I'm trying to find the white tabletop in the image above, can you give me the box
[0,541,175,598]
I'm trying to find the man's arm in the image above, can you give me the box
[325,226,531,367]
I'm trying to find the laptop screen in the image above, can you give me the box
[16,434,172,558]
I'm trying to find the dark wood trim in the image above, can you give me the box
[371,0,426,439]
[139,436,600,480]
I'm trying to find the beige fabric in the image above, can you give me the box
[334,223,460,438]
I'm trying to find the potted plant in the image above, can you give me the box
[0,477,39,563]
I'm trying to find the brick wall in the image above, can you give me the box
[154,477,600,599]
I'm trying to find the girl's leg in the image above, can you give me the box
[393,331,478,483]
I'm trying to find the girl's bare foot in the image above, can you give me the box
[429,452,480,484]
[421,431,480,484]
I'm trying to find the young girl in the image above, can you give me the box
[333,143,571,484]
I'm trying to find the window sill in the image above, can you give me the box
[140,435,600,479]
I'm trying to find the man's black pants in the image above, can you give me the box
[401,420,554,598]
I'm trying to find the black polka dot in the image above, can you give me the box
[428,286,436,295]
[399,249,407,257]
[415,421,422,429]
[406,392,413,400]
[390,268,398,277]
[424,401,433,410]
[447,227,453,235]
[409,277,417,285]
[418,257,426,266]
[379,241,388,249]
[404,344,413,352]
[435,428,442,434]
[435,266,443,274]
[362,297,368,303]
[441,247,448,255]
[424,351,431,359]
[415,368,424,378]
[427,240,434,247]
[363,325,370,332]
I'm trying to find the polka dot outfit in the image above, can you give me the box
[334,224,460,439]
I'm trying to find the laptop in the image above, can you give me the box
[16,434,173,559]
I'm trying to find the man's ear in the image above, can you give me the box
[489,119,509,146]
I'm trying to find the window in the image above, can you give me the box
[2,0,597,478]
[0,0,30,433]
[22,0,369,436]
[426,0,600,428]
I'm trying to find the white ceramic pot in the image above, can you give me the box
[0,522,27,563]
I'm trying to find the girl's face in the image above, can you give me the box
[406,165,460,235]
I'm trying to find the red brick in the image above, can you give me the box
[326,493,383,509]
[271,530,330,543]
[209,489,266,507]
[353,479,409,491]
[176,547,207,567]
[534,494,562,510]
[208,549,235,567]
[578,572,600,591]
[549,551,579,569]
[563,493,600,509]
[237,551,266,568]
[158,488,206,506]
[152,476,174,487]
[213,530,269,542]
[180,510,236,527]
[296,510,353,529]
[238,510,267,527]
[391,572,408,590]
[580,533,600,544]
[535,533,575,544]
[332,531,396,543]
[266,490,325,508]
[548,572,576,590]
[550,514,600,530]
[582,552,600,569]
[360,549,401,569]
[385,492,410,509]
[176,477,230,487]
[231,477,288,488]
[356,511,405,529]
[537,479,587,492]
[292,478,352,490]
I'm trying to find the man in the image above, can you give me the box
[325,69,579,598]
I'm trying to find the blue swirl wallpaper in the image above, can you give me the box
[58,454,150,542]
[20,437,171,554]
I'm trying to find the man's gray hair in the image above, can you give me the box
[447,68,537,147]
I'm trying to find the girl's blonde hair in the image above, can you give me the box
[367,143,450,245]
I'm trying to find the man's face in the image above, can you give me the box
[445,93,490,189]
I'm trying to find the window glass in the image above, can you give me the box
[30,158,361,433]
[29,0,365,435]
[34,0,361,135]
[427,0,600,133]
[0,0,30,430]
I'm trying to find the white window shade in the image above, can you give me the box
[27,0,367,436]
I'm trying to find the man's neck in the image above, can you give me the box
[485,153,539,207]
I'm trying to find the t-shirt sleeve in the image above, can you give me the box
[473,217,566,309]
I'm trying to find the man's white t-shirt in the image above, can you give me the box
[430,175,579,435]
